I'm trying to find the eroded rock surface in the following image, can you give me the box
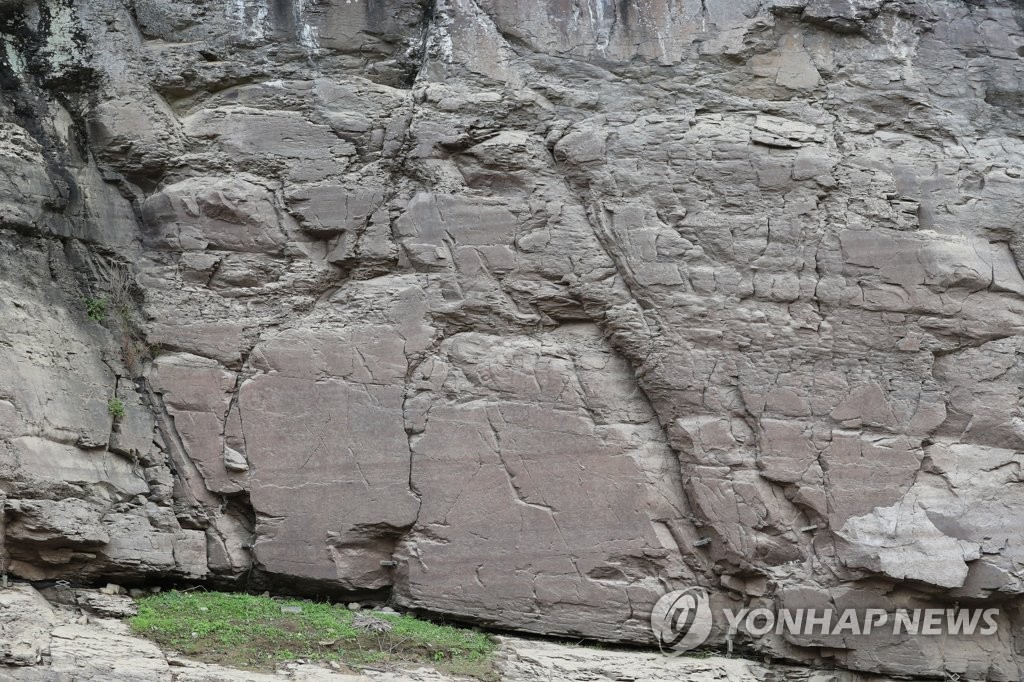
[0,0,1023,678]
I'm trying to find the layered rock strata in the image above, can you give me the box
[0,0,1022,677]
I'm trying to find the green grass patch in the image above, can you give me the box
[129,591,497,679]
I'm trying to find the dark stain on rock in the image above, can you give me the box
[365,0,388,32]
[269,0,297,40]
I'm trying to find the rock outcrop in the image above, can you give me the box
[0,582,886,681]
[0,0,1023,678]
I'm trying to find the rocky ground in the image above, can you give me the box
[0,0,1022,678]
[0,583,886,682]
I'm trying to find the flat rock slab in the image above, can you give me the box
[75,591,139,618]
[0,584,57,666]
[495,637,893,682]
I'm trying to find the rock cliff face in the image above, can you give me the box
[1,0,1023,678]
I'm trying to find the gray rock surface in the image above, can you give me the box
[494,636,887,682]
[0,0,1022,678]
[0,583,887,682]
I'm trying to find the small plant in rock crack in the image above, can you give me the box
[107,398,126,419]
[105,263,136,322]
[95,262,154,377]
[85,297,107,322]
[120,334,152,376]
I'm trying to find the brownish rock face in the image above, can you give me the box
[0,0,1023,677]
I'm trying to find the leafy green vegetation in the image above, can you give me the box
[129,591,497,679]
[84,264,153,376]
[85,297,107,322]
[107,398,126,418]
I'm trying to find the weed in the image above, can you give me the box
[120,334,150,375]
[105,263,135,320]
[85,297,107,322]
[107,398,126,418]
[89,262,154,376]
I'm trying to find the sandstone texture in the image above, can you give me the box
[0,0,1023,679]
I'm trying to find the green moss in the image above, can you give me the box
[129,591,496,679]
